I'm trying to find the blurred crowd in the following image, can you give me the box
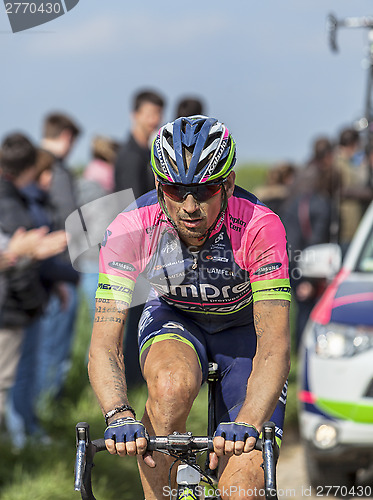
[254,129,373,350]
[0,89,206,449]
[0,87,372,449]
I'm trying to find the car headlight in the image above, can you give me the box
[314,323,373,358]
[313,424,338,449]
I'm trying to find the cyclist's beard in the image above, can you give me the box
[175,211,209,243]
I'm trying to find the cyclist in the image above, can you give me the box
[88,116,291,499]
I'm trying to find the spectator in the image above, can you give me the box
[282,138,335,350]
[7,149,79,448]
[174,96,205,118]
[78,135,120,202]
[254,162,296,220]
[114,90,165,388]
[335,127,372,247]
[41,112,81,230]
[305,137,340,242]
[76,135,121,320]
[37,111,81,405]
[114,89,165,197]
[0,133,66,429]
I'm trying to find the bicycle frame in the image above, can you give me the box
[74,363,279,499]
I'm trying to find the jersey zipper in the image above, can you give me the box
[192,254,198,270]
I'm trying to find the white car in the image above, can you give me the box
[297,201,373,490]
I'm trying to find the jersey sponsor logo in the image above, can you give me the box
[162,322,185,331]
[159,271,185,281]
[214,233,224,244]
[97,283,133,295]
[155,280,251,302]
[108,261,136,272]
[253,286,290,295]
[168,292,253,314]
[273,287,291,293]
[206,268,234,277]
[138,307,154,335]
[275,426,283,438]
[211,231,226,250]
[162,240,178,253]
[229,215,247,233]
[205,255,229,263]
[279,380,288,405]
[145,213,166,237]
[214,211,225,232]
[253,263,282,276]
[154,259,185,271]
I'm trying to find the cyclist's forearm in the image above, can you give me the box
[88,298,131,420]
[238,300,291,430]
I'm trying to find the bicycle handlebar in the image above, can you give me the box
[74,421,278,500]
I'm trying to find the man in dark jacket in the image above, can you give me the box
[114,90,164,387]
[37,112,81,404]
[114,89,164,197]
[41,112,80,230]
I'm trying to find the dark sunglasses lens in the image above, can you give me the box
[162,184,221,202]
[161,184,185,201]
[196,185,222,201]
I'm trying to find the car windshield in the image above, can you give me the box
[356,227,373,272]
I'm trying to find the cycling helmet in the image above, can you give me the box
[151,115,236,185]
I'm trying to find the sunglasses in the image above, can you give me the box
[160,182,223,203]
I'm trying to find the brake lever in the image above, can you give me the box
[74,422,90,491]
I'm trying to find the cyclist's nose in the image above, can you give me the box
[182,194,199,213]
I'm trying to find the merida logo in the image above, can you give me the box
[5,0,80,33]
[98,283,133,294]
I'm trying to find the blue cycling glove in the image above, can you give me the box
[214,422,259,442]
[104,417,148,443]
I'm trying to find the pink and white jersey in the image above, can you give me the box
[96,186,291,333]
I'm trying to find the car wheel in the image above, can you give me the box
[305,448,356,496]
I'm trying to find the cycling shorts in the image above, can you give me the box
[138,297,287,445]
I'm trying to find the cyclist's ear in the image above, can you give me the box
[225,171,236,199]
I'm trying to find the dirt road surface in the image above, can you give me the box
[277,431,373,499]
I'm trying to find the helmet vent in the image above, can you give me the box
[195,151,214,175]
[164,150,178,173]
[205,132,221,148]
[183,147,194,173]
[193,121,204,134]
[164,130,174,148]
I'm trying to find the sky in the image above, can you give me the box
[1,0,373,168]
